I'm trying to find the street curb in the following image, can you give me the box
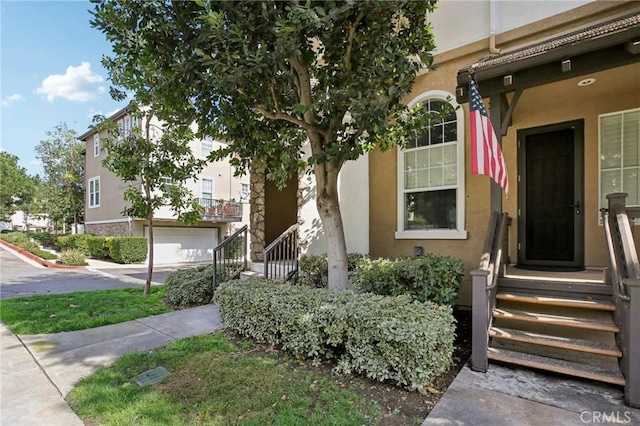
[0,239,84,270]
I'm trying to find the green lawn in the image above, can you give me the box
[0,287,171,334]
[67,333,380,426]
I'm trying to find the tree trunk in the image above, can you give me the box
[144,204,154,296]
[315,165,348,291]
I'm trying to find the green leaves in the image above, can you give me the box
[215,279,455,390]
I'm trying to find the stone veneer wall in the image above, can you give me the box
[85,221,131,236]
[250,165,266,262]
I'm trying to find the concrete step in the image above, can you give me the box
[239,271,264,280]
[489,327,622,358]
[487,347,625,386]
[493,308,619,332]
[496,292,615,311]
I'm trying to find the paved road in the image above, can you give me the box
[0,247,176,299]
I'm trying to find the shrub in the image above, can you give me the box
[297,253,367,288]
[108,237,147,264]
[26,231,55,247]
[87,236,109,258]
[352,254,463,306]
[32,249,58,260]
[165,265,214,307]
[57,249,88,266]
[214,279,455,390]
[55,234,93,255]
[0,232,57,260]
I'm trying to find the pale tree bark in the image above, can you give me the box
[314,161,348,291]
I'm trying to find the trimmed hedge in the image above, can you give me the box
[297,253,367,288]
[56,234,94,255]
[25,231,55,247]
[214,280,455,390]
[108,237,147,264]
[165,265,214,307]
[352,254,463,306]
[87,236,110,258]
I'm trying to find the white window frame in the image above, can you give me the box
[395,90,467,240]
[117,119,124,140]
[201,138,214,157]
[598,107,640,215]
[123,116,132,137]
[202,178,214,199]
[88,176,100,208]
[93,134,100,157]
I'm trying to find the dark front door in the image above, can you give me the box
[518,120,584,268]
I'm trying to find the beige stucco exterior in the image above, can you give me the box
[81,108,250,263]
[369,2,640,305]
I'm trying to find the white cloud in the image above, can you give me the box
[2,93,24,107]
[36,62,105,102]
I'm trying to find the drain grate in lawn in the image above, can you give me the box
[132,366,171,386]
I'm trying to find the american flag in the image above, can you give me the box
[469,78,509,195]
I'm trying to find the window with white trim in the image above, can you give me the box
[117,119,124,140]
[88,177,100,208]
[202,178,213,200]
[600,108,640,208]
[396,91,467,240]
[161,176,174,192]
[202,138,214,157]
[123,116,132,137]
[93,134,100,157]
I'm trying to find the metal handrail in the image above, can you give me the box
[213,225,248,287]
[198,198,243,221]
[264,224,299,281]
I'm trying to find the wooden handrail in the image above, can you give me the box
[471,211,511,372]
[602,193,640,407]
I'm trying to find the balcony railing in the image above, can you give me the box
[197,198,243,222]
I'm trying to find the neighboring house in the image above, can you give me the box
[10,211,51,232]
[79,107,249,265]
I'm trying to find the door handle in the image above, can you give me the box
[570,201,580,215]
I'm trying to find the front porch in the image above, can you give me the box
[471,194,640,407]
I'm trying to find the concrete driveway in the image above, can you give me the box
[0,246,192,299]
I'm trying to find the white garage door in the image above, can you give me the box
[145,227,219,264]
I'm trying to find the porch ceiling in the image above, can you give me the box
[455,11,640,104]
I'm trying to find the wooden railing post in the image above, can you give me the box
[471,269,490,372]
[624,278,640,407]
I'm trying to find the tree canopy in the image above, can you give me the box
[95,107,206,294]
[92,0,439,290]
[35,123,85,230]
[0,152,36,220]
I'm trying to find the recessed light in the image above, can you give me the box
[578,78,596,87]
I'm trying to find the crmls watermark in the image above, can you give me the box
[580,411,633,424]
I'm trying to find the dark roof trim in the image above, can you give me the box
[456,11,640,103]
[77,105,130,141]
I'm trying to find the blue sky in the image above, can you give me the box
[1,0,122,176]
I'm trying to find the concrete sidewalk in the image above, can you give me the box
[1,304,223,426]
[423,363,640,425]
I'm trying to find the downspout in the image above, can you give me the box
[489,0,501,54]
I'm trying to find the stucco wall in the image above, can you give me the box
[369,4,640,306]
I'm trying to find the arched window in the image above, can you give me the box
[396,91,467,239]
